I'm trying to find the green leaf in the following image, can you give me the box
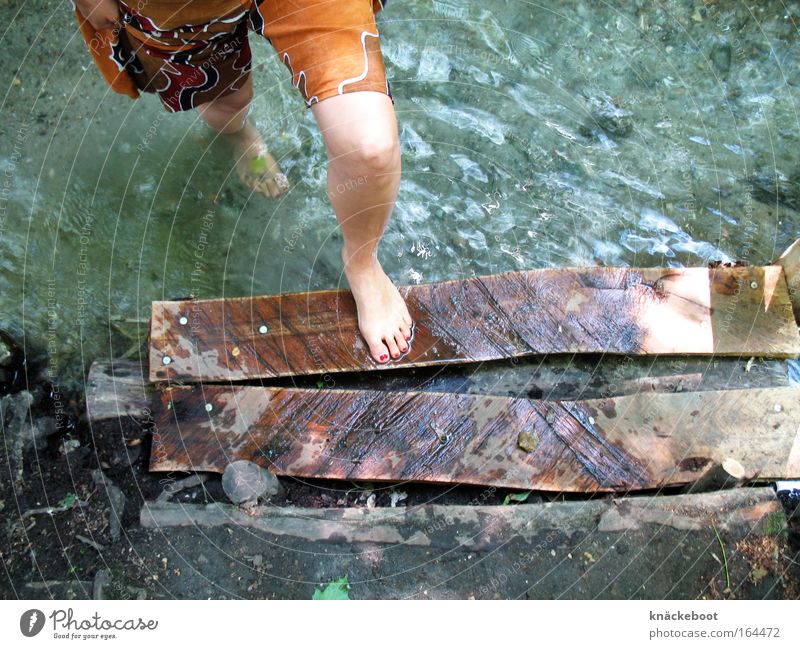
[249,156,268,175]
[312,576,351,600]
[58,493,77,509]
[502,491,531,505]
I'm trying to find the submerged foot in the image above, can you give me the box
[344,254,414,363]
[231,121,289,198]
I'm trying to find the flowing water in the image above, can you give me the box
[0,0,798,392]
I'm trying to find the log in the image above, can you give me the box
[139,487,783,551]
[149,265,800,382]
[148,383,800,492]
[86,359,152,421]
[684,458,749,494]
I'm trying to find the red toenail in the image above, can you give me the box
[401,346,408,352]
[380,354,388,361]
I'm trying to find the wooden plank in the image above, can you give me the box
[86,359,152,421]
[775,238,800,322]
[139,487,782,551]
[87,352,793,423]
[149,265,800,382]
[148,384,800,492]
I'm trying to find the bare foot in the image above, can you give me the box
[230,121,289,198]
[343,253,414,363]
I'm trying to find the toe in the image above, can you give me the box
[394,329,409,354]
[262,178,281,198]
[401,310,413,328]
[399,321,412,340]
[262,172,288,198]
[384,334,401,359]
[366,336,390,364]
[273,173,289,194]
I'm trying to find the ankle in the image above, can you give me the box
[341,246,379,274]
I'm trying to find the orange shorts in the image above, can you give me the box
[80,0,391,112]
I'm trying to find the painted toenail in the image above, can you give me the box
[401,346,408,352]
[379,354,388,362]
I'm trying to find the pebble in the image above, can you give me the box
[581,92,634,139]
[222,460,282,504]
[91,469,126,542]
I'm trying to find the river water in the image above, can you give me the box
[0,0,798,392]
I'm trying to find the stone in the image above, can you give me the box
[0,335,12,368]
[751,168,800,211]
[91,469,126,542]
[92,570,109,600]
[222,460,282,505]
[0,329,23,394]
[580,92,634,139]
[2,391,56,482]
[709,40,732,75]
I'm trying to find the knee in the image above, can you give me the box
[202,82,253,115]
[340,132,399,176]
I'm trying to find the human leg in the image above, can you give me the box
[253,0,410,361]
[197,76,288,198]
[311,91,412,363]
[109,2,288,197]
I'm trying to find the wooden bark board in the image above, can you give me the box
[148,384,800,492]
[149,265,800,382]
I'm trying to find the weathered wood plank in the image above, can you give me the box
[86,359,152,420]
[775,238,800,322]
[148,384,800,492]
[87,352,793,422]
[139,488,783,551]
[149,265,800,382]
